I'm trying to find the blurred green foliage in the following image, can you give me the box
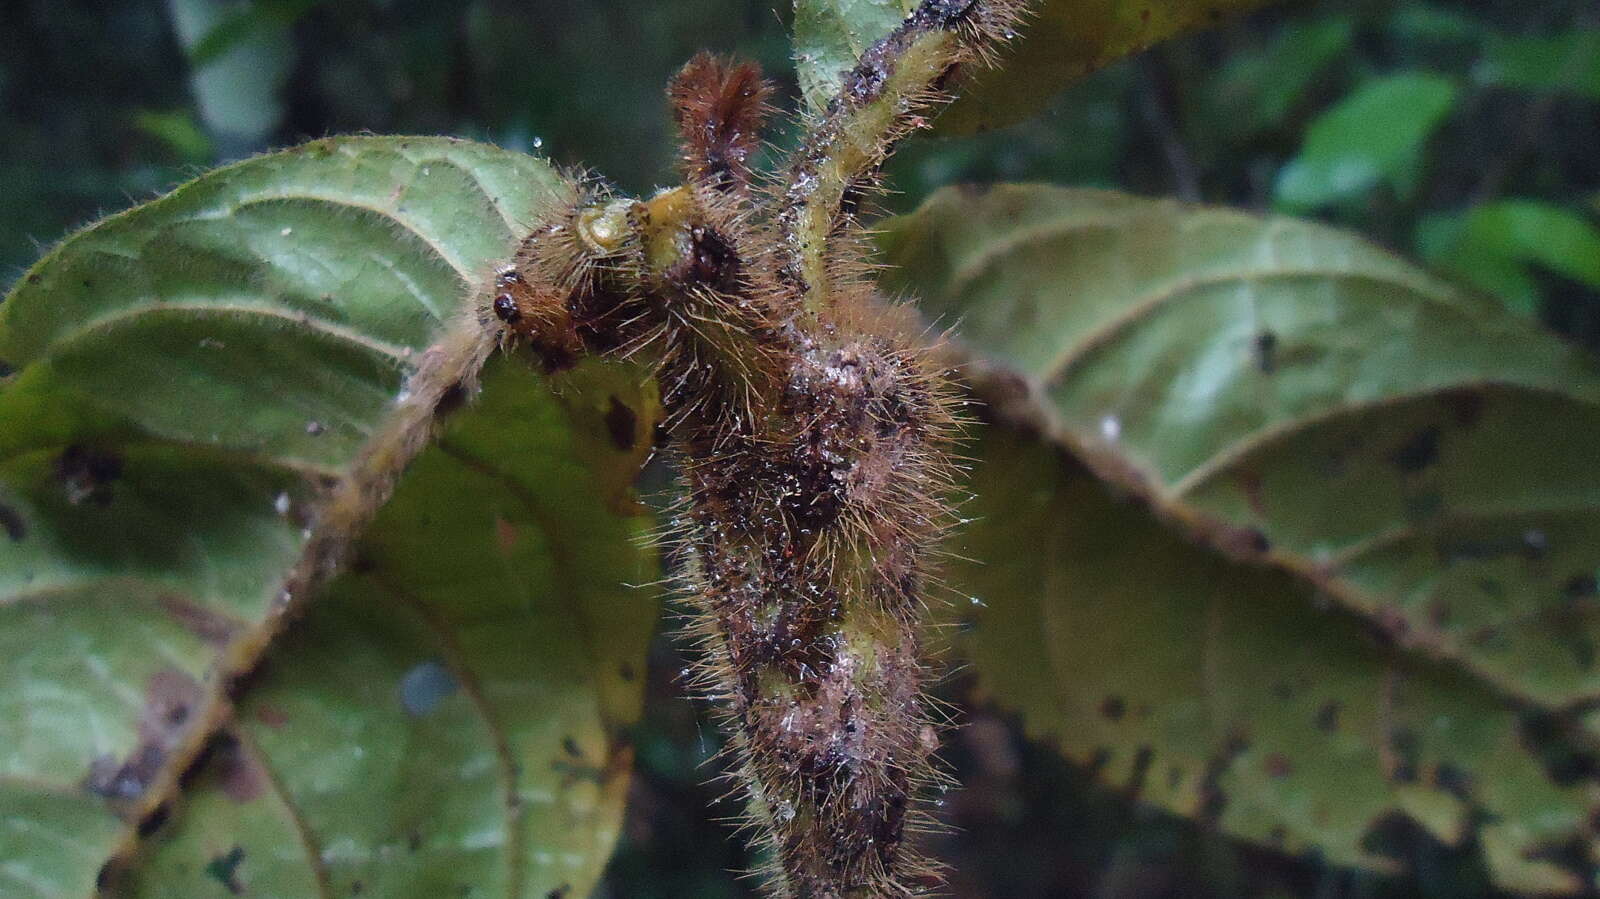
[3,0,1596,895]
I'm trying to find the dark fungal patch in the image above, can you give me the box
[1197,736,1249,823]
[1357,811,1441,862]
[1440,388,1485,429]
[1126,745,1154,797]
[1099,695,1126,721]
[86,747,161,801]
[55,444,123,506]
[605,396,638,451]
[1522,833,1599,891]
[1565,574,1599,598]
[1433,762,1473,801]
[563,735,583,758]
[136,802,171,837]
[1564,634,1596,669]
[0,502,24,542]
[205,846,246,895]
[1519,710,1600,787]
[1388,727,1420,783]
[1253,330,1278,374]
[0,357,12,377]
[1085,747,1111,776]
[1388,425,1441,474]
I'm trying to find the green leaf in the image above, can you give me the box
[0,137,658,896]
[1478,30,1600,101]
[186,0,327,69]
[1419,201,1600,318]
[952,427,1596,894]
[132,109,216,164]
[1203,18,1353,139]
[793,0,917,114]
[1386,4,1484,44]
[792,0,1271,136]
[1460,201,1600,291]
[125,356,661,897]
[1274,73,1458,212]
[881,185,1600,892]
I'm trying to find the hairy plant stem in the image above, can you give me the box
[493,4,1023,893]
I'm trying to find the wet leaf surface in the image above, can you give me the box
[0,136,659,897]
[125,356,660,898]
[882,184,1600,892]
[951,428,1596,894]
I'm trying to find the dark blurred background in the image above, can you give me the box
[3,1,1595,895]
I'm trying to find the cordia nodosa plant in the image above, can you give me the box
[8,1,1600,897]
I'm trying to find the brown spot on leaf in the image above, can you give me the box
[1388,426,1441,474]
[1099,695,1126,721]
[0,502,24,542]
[1215,524,1271,557]
[84,669,201,805]
[255,704,289,729]
[495,516,519,556]
[218,740,265,803]
[1237,470,1267,518]
[1264,752,1293,778]
[1315,701,1340,733]
[159,594,238,646]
